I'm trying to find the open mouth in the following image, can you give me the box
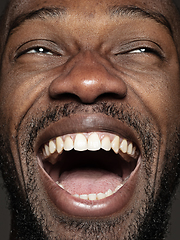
[38,132,140,205]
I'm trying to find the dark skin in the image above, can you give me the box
[0,0,180,239]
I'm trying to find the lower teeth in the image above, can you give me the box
[55,181,125,200]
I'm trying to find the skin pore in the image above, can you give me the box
[0,0,180,239]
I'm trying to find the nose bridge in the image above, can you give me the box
[69,50,112,87]
[49,50,127,103]
[76,50,99,66]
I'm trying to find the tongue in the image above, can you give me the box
[58,169,122,195]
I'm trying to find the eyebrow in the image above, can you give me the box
[109,5,172,34]
[8,7,67,35]
[8,5,172,36]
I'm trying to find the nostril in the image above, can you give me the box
[50,92,126,105]
[96,92,126,101]
[49,76,127,104]
[49,92,82,102]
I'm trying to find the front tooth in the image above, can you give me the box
[88,193,97,200]
[88,132,101,151]
[45,144,50,156]
[97,193,106,200]
[74,133,88,151]
[120,139,128,153]
[80,194,88,200]
[49,140,56,154]
[101,136,111,151]
[64,136,74,151]
[105,189,113,197]
[111,136,120,154]
[56,137,64,154]
[127,143,133,155]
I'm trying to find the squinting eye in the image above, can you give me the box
[130,48,147,54]
[129,47,159,55]
[27,47,53,55]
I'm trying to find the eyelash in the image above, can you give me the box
[16,46,58,59]
[114,45,163,58]
[17,45,163,60]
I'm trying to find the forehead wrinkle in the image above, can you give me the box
[8,7,67,36]
[109,5,173,36]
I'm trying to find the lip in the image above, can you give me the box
[35,113,141,152]
[40,158,140,217]
[34,113,141,218]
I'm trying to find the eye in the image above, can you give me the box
[26,47,53,55]
[129,48,147,54]
[14,40,65,61]
[113,40,164,60]
[129,47,159,55]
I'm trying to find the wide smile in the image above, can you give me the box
[37,120,141,218]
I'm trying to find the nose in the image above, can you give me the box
[49,51,127,103]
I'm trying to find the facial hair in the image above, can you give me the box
[0,102,180,240]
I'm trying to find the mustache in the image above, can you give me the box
[19,101,159,159]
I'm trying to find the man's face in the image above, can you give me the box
[0,0,180,239]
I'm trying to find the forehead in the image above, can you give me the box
[8,0,172,20]
[6,0,175,39]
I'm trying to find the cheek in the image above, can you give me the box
[0,69,49,134]
[128,68,180,131]
[128,69,180,195]
[0,56,65,126]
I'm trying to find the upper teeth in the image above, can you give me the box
[42,132,138,160]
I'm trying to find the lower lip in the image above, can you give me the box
[39,159,140,218]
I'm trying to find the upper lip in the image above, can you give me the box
[35,113,141,154]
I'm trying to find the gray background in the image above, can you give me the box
[0,0,180,239]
